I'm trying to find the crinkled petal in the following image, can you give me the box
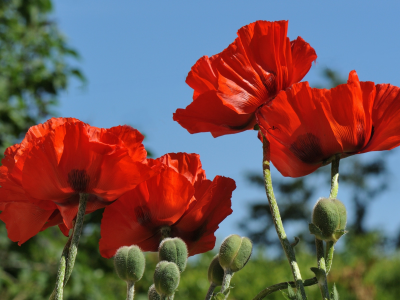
[0,202,55,245]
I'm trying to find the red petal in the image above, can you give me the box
[289,36,317,84]
[157,153,206,185]
[257,71,375,177]
[99,167,194,258]
[173,176,235,256]
[175,20,316,137]
[0,202,55,245]
[173,91,255,137]
[362,83,400,152]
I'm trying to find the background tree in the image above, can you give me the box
[0,0,84,153]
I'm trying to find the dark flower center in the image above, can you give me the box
[67,169,90,192]
[134,205,152,225]
[290,133,324,164]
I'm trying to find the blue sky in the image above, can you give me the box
[52,0,400,247]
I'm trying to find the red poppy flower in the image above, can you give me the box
[0,118,156,245]
[256,70,400,177]
[173,20,317,137]
[99,153,236,258]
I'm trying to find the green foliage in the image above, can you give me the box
[0,0,84,153]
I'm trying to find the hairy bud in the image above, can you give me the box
[148,284,161,300]
[114,245,145,282]
[158,237,188,272]
[208,254,225,286]
[310,197,347,242]
[219,234,253,272]
[154,261,180,296]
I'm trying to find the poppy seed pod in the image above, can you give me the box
[219,234,253,272]
[114,245,145,283]
[158,237,188,272]
[310,197,347,242]
[154,261,180,296]
[148,284,161,300]
[208,254,225,286]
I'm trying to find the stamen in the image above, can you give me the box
[67,169,90,192]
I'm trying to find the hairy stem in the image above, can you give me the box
[329,154,340,199]
[220,269,234,294]
[325,241,335,274]
[64,193,88,285]
[205,283,217,300]
[261,134,307,299]
[127,281,135,300]
[252,277,318,300]
[315,238,330,299]
[49,225,74,300]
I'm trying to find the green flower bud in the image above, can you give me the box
[158,237,188,272]
[208,254,224,286]
[148,284,161,300]
[219,234,253,272]
[310,197,347,242]
[154,261,180,296]
[114,245,145,283]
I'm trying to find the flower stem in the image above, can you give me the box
[64,193,88,285]
[127,281,135,300]
[261,134,307,299]
[329,154,340,199]
[49,225,74,300]
[315,238,330,299]
[325,241,334,274]
[252,277,318,300]
[220,269,234,294]
[205,283,217,300]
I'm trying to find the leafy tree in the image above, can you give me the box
[0,0,84,153]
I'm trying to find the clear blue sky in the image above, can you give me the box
[52,0,400,247]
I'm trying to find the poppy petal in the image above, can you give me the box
[0,202,55,245]
[362,83,400,152]
[173,91,255,137]
[157,152,206,185]
[257,71,375,177]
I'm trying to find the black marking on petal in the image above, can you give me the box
[67,169,90,192]
[134,205,151,225]
[289,133,325,164]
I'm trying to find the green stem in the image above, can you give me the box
[325,241,334,274]
[220,269,234,294]
[315,238,330,299]
[49,225,74,300]
[64,193,88,285]
[261,134,307,299]
[127,281,135,300]
[252,277,318,300]
[329,154,340,199]
[205,283,217,300]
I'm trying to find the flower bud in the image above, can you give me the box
[310,197,347,242]
[219,234,253,272]
[154,261,180,296]
[208,254,224,286]
[158,237,188,272]
[114,245,145,283]
[148,284,161,300]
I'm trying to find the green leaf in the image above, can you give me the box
[330,283,339,300]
